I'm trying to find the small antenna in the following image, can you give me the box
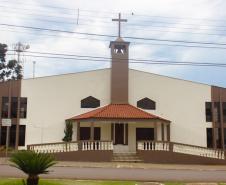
[76,8,80,25]
[33,61,36,78]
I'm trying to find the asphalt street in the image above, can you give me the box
[1,164,226,182]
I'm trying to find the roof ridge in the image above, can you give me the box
[68,103,170,122]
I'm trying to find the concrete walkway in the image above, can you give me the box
[2,157,226,171]
[1,164,226,182]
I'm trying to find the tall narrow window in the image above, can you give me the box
[11,97,18,118]
[205,102,212,122]
[20,98,27,118]
[223,102,226,123]
[206,128,213,148]
[19,125,26,146]
[214,102,220,123]
[1,97,9,118]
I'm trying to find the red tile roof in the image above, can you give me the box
[68,104,170,122]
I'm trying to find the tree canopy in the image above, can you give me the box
[0,43,23,82]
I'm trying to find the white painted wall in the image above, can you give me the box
[129,69,212,147]
[20,69,212,148]
[20,69,111,146]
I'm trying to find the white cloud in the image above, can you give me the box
[0,0,226,86]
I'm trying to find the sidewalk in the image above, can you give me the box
[55,161,226,171]
[2,157,226,171]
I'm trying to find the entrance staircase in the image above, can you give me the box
[112,144,143,162]
[112,152,143,162]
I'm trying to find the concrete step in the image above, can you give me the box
[112,152,143,162]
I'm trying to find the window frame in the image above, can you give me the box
[137,97,156,110]
[81,96,100,108]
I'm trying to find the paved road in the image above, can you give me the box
[1,164,226,182]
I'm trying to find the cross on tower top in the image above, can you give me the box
[112,13,127,38]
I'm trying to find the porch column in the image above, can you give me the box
[161,123,165,141]
[154,121,157,141]
[77,122,80,141]
[167,124,170,142]
[90,122,94,140]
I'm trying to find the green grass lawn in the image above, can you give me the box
[164,183,184,185]
[0,179,137,185]
[0,179,225,185]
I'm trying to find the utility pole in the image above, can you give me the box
[14,42,30,78]
[33,61,36,78]
[13,42,29,150]
[5,81,12,157]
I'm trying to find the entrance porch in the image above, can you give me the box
[73,121,170,153]
[68,104,170,153]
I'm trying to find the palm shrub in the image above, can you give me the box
[10,150,56,185]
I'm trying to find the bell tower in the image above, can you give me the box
[110,13,130,104]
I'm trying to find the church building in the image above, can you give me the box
[0,14,226,163]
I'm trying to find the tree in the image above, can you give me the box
[0,43,23,82]
[10,150,56,185]
[62,120,73,142]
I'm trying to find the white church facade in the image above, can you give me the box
[1,14,226,163]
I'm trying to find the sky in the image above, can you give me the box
[1,0,226,87]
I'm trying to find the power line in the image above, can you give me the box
[3,23,226,47]
[2,6,226,34]
[3,27,226,51]
[2,2,226,32]
[6,51,226,67]
[1,0,226,23]
[2,9,226,33]
[2,13,226,37]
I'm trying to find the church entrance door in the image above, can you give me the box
[114,123,124,145]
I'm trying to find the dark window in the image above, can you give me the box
[205,102,212,122]
[80,127,90,140]
[0,125,26,146]
[224,128,226,149]
[94,127,101,140]
[9,125,16,146]
[18,125,26,146]
[11,97,18,118]
[137,97,156,110]
[217,128,222,148]
[20,98,27,118]
[81,96,100,108]
[206,128,213,148]
[223,102,226,123]
[214,102,221,123]
[0,126,6,145]
[1,97,9,118]
[136,128,154,141]
[80,127,101,140]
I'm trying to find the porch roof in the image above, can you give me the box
[67,104,170,123]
